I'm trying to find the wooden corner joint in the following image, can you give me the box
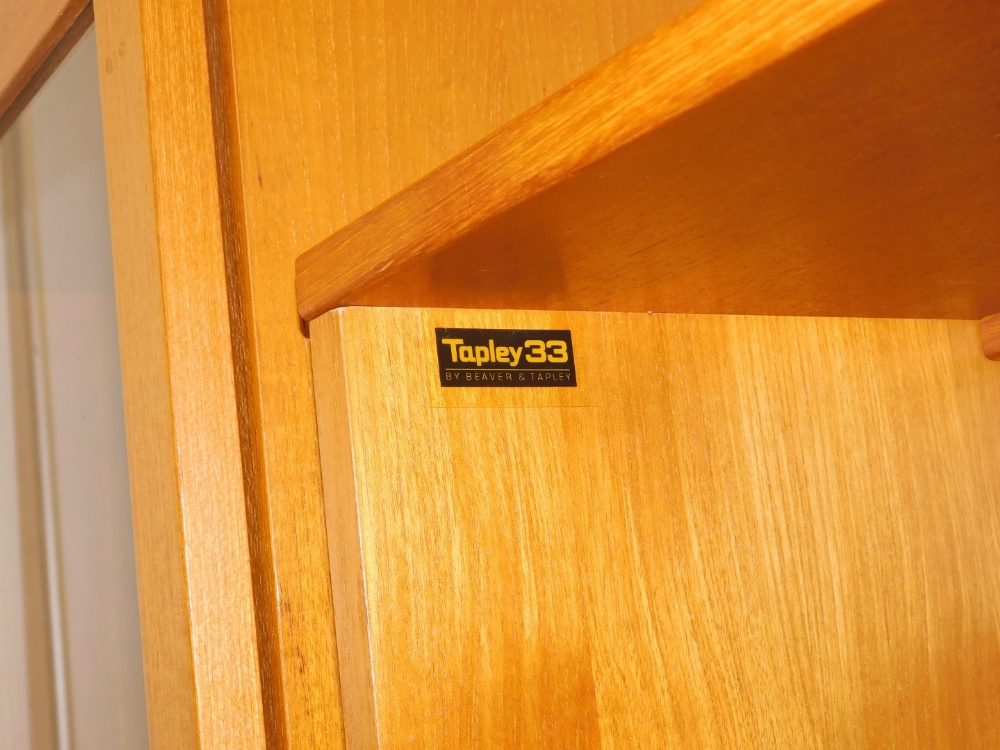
[981,313,1000,361]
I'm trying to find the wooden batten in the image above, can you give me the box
[295,0,1000,323]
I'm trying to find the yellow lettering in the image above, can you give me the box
[459,346,475,362]
[441,338,463,362]
[495,346,510,363]
[546,340,568,363]
[525,340,546,363]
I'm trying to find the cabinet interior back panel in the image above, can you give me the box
[311,307,1000,749]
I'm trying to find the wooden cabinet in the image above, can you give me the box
[6,0,999,747]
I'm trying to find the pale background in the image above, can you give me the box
[0,27,148,750]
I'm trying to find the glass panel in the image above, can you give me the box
[0,27,148,750]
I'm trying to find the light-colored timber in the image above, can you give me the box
[93,0,266,747]
[296,0,1000,322]
[312,305,1000,749]
[213,1,691,746]
[86,0,691,746]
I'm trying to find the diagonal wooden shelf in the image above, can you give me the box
[295,0,1000,322]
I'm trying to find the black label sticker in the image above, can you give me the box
[435,328,577,388]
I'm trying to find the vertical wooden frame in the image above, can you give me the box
[93,0,265,746]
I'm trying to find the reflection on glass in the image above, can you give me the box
[0,28,148,750]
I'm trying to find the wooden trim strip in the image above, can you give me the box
[0,0,93,138]
[93,0,266,747]
[199,1,328,747]
[310,311,378,750]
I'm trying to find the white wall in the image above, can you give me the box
[0,28,148,750]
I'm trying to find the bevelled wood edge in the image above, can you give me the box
[294,0,880,321]
[981,314,1000,361]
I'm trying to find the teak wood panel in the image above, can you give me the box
[0,0,91,136]
[212,1,693,747]
[312,307,1000,749]
[296,0,1000,322]
[93,0,266,747]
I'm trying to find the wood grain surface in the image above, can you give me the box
[0,0,91,136]
[212,2,692,746]
[312,306,1000,749]
[93,0,265,747]
[296,0,1000,323]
